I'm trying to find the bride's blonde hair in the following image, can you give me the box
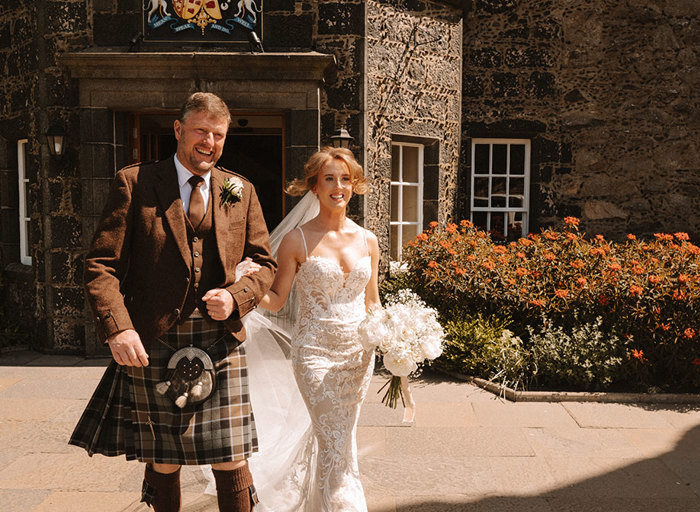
[286,147,369,197]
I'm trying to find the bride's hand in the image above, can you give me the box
[235,257,262,282]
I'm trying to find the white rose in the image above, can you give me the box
[383,350,417,377]
[421,336,443,360]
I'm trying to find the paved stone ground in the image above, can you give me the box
[1,350,699,511]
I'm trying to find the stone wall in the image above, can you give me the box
[0,2,91,351]
[461,0,699,239]
[366,0,464,263]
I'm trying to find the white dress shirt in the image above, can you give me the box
[174,154,212,214]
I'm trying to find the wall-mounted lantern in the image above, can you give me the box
[45,122,66,157]
[331,127,353,149]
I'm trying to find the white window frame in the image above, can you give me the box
[390,142,424,260]
[17,139,31,265]
[470,138,531,238]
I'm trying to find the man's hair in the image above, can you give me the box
[179,92,231,126]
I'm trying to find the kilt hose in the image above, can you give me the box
[69,316,258,465]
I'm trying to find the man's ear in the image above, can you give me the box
[173,119,182,142]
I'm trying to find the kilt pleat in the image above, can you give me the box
[69,317,258,465]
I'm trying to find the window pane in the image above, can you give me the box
[402,225,418,248]
[493,144,507,174]
[391,145,401,182]
[472,211,488,231]
[510,144,525,175]
[390,224,400,260]
[403,145,419,182]
[491,178,506,207]
[474,144,490,174]
[510,177,524,197]
[390,185,400,221]
[473,177,489,207]
[403,186,418,222]
[508,195,523,208]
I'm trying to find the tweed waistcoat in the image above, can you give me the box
[181,199,225,321]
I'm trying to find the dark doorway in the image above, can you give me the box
[131,112,285,231]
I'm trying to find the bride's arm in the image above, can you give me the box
[364,230,382,312]
[259,230,303,312]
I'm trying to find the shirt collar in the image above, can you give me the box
[174,154,212,191]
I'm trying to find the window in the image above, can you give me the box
[470,138,530,239]
[390,142,423,260]
[17,140,31,265]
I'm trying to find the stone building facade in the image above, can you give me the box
[0,0,696,354]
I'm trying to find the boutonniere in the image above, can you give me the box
[220,176,244,207]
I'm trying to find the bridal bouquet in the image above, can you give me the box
[358,289,444,408]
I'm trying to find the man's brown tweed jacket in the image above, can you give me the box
[84,156,277,346]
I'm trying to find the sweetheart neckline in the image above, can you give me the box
[301,255,371,277]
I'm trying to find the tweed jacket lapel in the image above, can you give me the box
[211,168,246,271]
[155,158,190,266]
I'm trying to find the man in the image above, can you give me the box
[70,92,276,512]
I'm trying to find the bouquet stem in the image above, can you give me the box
[378,375,404,409]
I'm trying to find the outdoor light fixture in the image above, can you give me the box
[331,127,353,149]
[45,122,66,157]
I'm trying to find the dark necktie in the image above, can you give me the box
[188,176,205,230]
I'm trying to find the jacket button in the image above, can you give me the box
[243,287,248,293]
[174,308,181,317]
[185,276,190,283]
[104,312,111,319]
[192,236,199,243]
[194,267,200,273]
[194,251,200,257]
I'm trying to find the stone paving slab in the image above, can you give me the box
[1,354,700,511]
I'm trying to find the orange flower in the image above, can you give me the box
[493,245,507,254]
[448,249,457,255]
[455,267,467,276]
[530,299,545,307]
[428,261,438,268]
[416,233,428,242]
[518,238,533,247]
[631,349,646,363]
[544,232,559,240]
[516,252,526,259]
[566,232,578,241]
[648,275,661,284]
[507,278,516,285]
[607,263,622,271]
[482,260,496,271]
[673,289,687,301]
[589,248,605,256]
[658,323,671,331]
[564,216,580,227]
[460,220,473,228]
[509,242,517,248]
[688,244,700,255]
[577,277,587,286]
[629,285,643,296]
[678,274,689,284]
[570,260,584,270]
[516,267,529,276]
[498,255,509,264]
[654,233,673,241]
[684,328,696,339]
[429,221,438,228]
[674,232,690,241]
[555,289,569,299]
[446,223,458,234]
[466,255,476,262]
[595,234,605,241]
[440,240,451,249]
[544,253,556,261]
[632,265,645,275]
[627,234,637,240]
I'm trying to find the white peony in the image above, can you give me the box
[383,350,418,377]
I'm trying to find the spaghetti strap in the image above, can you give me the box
[297,227,309,261]
[362,228,369,257]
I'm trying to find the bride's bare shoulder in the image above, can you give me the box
[278,229,305,260]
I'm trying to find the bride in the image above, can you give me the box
[212,147,380,511]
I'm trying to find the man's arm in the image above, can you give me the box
[224,184,277,319]
[84,169,148,366]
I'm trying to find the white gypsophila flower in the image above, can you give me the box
[383,350,418,377]
[220,176,244,206]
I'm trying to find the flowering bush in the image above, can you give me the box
[399,219,700,392]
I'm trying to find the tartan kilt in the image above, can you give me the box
[69,317,258,465]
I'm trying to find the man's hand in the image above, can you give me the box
[202,288,235,321]
[107,329,149,367]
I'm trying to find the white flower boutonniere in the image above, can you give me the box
[220,176,244,207]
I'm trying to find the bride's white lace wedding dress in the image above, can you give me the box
[286,226,375,511]
[205,193,374,511]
